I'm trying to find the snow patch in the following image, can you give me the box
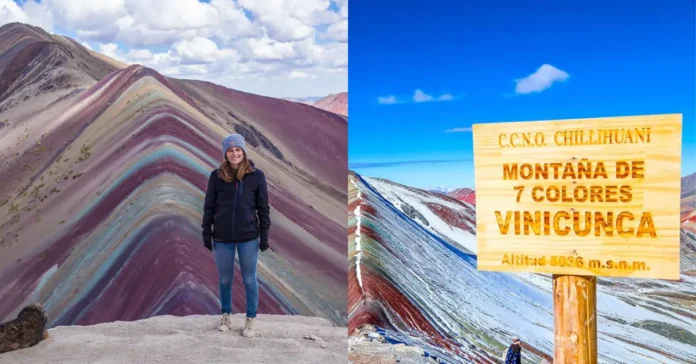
[365,177,477,254]
[350,177,364,294]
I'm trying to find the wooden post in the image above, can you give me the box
[553,274,597,364]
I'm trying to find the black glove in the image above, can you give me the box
[203,234,212,251]
[259,239,269,252]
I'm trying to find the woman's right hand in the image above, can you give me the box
[259,239,269,252]
[203,235,212,251]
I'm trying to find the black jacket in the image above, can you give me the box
[201,165,271,248]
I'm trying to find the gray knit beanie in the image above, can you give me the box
[222,134,247,160]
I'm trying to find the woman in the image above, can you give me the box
[201,133,271,337]
[504,338,522,364]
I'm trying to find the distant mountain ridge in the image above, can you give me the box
[447,187,476,205]
[283,96,323,104]
[313,92,347,116]
[683,172,696,196]
[284,92,347,117]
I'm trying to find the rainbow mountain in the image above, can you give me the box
[348,171,696,363]
[0,22,348,328]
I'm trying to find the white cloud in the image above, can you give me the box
[126,0,219,31]
[12,0,344,48]
[288,70,316,79]
[172,37,239,64]
[143,51,181,75]
[48,0,126,31]
[377,95,397,104]
[378,89,457,105]
[22,0,54,31]
[242,35,297,60]
[29,0,259,47]
[288,71,307,79]
[0,0,27,24]
[99,42,125,62]
[178,64,208,76]
[126,48,152,61]
[294,39,347,68]
[1,0,347,98]
[322,19,347,42]
[0,0,54,31]
[207,0,260,41]
[237,0,340,42]
[515,64,569,94]
[208,68,345,98]
[413,89,433,103]
[335,0,348,17]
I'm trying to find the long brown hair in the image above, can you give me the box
[217,153,254,183]
[511,342,521,353]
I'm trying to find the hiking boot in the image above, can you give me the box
[217,313,230,331]
[242,317,255,337]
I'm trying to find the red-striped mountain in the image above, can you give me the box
[447,187,476,205]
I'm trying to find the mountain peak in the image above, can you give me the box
[314,92,347,116]
[447,187,476,205]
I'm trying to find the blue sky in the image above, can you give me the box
[348,0,695,191]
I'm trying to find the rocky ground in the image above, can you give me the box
[0,314,348,364]
[348,324,441,364]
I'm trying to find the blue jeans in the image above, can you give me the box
[212,238,259,318]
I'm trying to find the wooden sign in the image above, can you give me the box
[472,114,682,279]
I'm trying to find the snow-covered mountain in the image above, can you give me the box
[348,171,696,364]
[368,177,477,255]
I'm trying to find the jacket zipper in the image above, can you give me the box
[232,180,238,240]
